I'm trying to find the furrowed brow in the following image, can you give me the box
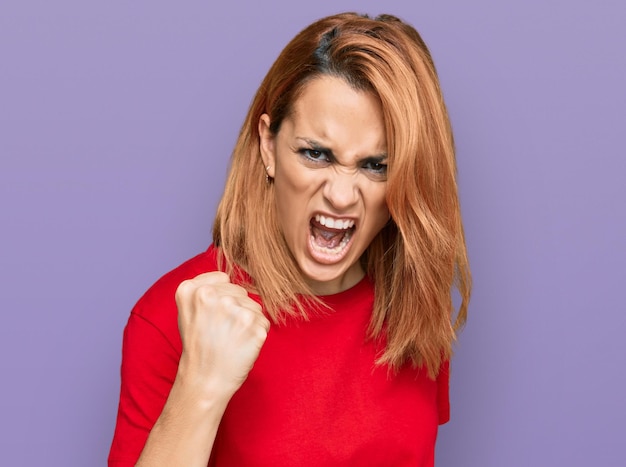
[296,137,336,159]
[360,154,388,164]
[296,137,386,164]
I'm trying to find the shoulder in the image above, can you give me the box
[129,245,221,346]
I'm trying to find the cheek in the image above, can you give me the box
[273,175,315,238]
[372,198,391,236]
[275,164,321,212]
[276,154,314,190]
[358,188,389,243]
[371,188,390,221]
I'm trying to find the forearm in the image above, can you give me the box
[136,272,269,466]
[136,368,231,467]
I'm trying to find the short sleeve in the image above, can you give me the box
[108,312,180,466]
[437,360,450,425]
[107,247,218,465]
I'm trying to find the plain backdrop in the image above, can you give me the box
[1,0,625,465]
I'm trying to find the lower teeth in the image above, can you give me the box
[313,231,351,254]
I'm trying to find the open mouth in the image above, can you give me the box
[308,214,356,262]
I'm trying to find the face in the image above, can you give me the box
[259,75,390,295]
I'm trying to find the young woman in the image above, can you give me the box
[109,12,471,467]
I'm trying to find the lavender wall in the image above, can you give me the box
[1,1,624,465]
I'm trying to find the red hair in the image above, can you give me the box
[214,13,471,378]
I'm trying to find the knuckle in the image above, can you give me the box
[206,271,230,284]
[249,301,263,314]
[236,307,256,327]
[219,294,239,309]
[256,325,269,342]
[196,284,219,305]
[175,279,193,299]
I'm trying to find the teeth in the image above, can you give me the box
[310,229,352,255]
[314,214,355,230]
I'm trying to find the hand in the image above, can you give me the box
[175,271,270,399]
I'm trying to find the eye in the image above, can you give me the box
[363,160,388,176]
[298,148,330,163]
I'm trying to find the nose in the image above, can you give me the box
[322,170,360,211]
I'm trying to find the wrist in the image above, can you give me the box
[175,354,236,409]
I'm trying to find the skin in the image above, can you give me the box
[260,75,390,295]
[137,272,270,467]
[136,75,389,465]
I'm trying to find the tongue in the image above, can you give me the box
[311,225,345,249]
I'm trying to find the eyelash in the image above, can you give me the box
[363,160,387,175]
[296,147,387,179]
[298,148,330,162]
[297,148,387,175]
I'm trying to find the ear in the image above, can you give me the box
[258,114,276,178]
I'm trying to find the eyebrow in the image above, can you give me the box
[296,137,388,163]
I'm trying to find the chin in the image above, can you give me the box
[299,257,361,294]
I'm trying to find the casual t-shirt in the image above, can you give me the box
[108,245,450,466]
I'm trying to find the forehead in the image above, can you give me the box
[285,75,387,155]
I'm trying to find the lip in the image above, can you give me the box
[307,213,357,265]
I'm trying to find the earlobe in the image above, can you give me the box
[258,114,276,178]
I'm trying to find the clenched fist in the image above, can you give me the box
[175,271,270,399]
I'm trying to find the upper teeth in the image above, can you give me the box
[315,214,355,230]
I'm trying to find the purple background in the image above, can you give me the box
[1,0,624,465]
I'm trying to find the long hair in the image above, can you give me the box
[213,12,471,378]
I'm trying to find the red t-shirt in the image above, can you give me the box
[109,245,449,466]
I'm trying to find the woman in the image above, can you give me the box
[109,12,471,467]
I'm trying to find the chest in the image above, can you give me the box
[211,308,440,466]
